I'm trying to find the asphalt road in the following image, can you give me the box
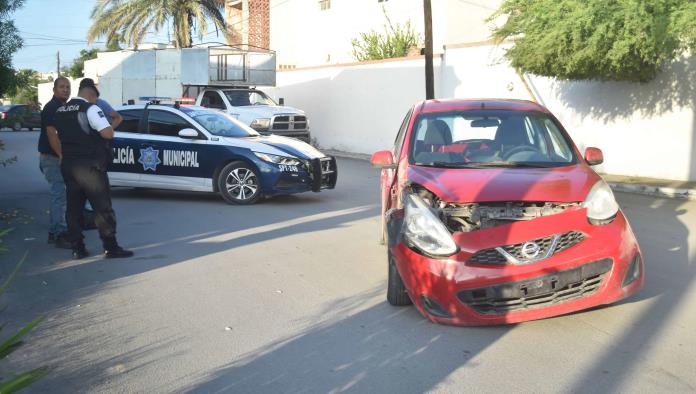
[1,131,695,394]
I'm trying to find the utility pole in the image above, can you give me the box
[56,51,60,77]
[423,0,434,100]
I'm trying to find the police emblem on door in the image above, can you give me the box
[138,146,161,171]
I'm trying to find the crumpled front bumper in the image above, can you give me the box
[389,208,644,326]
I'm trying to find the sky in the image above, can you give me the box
[11,0,226,72]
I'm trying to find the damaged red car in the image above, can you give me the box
[371,99,644,326]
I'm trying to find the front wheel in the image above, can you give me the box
[13,122,21,131]
[387,252,412,306]
[217,161,262,205]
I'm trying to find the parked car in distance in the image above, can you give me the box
[371,98,643,326]
[0,104,41,131]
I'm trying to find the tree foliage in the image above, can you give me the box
[88,0,228,49]
[7,69,40,108]
[66,48,99,79]
[490,0,696,82]
[352,8,421,62]
[0,0,25,96]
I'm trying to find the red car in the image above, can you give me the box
[371,99,643,326]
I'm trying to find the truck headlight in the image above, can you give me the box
[403,193,457,257]
[250,118,271,130]
[582,180,619,224]
[253,152,302,166]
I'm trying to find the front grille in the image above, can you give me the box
[272,115,308,131]
[458,258,612,314]
[468,231,587,265]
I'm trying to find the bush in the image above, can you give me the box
[352,8,421,62]
[490,0,696,82]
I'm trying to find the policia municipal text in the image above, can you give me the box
[46,82,133,259]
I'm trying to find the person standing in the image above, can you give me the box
[77,78,122,230]
[39,77,71,248]
[47,82,133,259]
[79,78,122,129]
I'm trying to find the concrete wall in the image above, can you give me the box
[269,0,500,68]
[267,44,696,182]
[263,56,441,154]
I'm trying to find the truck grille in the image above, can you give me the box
[272,115,308,131]
[458,258,612,314]
[468,231,586,265]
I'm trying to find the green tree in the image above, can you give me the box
[87,0,228,49]
[67,48,99,79]
[0,0,25,97]
[490,0,696,82]
[352,8,421,62]
[8,69,40,108]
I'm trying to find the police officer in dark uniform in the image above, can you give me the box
[48,81,133,259]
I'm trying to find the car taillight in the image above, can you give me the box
[0,112,6,119]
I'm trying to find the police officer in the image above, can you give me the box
[48,81,133,259]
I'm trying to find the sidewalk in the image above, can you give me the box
[326,150,696,201]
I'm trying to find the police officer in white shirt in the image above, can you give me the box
[48,81,133,259]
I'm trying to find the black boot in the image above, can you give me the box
[72,244,89,260]
[104,246,134,259]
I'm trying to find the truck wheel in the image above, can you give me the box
[387,252,412,306]
[217,162,261,205]
[13,122,21,131]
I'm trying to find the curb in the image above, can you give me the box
[327,150,696,201]
[608,183,696,201]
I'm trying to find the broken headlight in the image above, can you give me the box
[582,180,619,225]
[403,193,458,257]
[254,152,302,166]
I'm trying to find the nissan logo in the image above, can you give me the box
[521,241,541,260]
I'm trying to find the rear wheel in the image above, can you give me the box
[12,122,21,131]
[387,252,412,306]
[217,161,262,205]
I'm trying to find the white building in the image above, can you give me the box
[269,0,502,68]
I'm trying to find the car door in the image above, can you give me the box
[138,108,209,190]
[109,109,148,186]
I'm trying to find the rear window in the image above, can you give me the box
[117,109,145,133]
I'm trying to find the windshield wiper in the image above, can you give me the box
[467,161,555,168]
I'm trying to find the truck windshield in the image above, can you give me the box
[224,90,276,106]
[190,111,260,138]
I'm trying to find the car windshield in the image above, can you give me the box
[224,90,276,106]
[189,110,260,137]
[409,110,577,168]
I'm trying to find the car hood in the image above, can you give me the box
[407,164,601,203]
[224,135,325,159]
[229,105,305,118]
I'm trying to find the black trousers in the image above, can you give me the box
[60,158,118,250]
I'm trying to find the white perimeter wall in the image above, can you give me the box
[267,44,696,182]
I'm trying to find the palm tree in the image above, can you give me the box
[87,0,228,49]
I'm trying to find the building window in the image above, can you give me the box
[319,0,330,11]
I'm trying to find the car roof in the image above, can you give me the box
[114,104,209,113]
[416,99,551,115]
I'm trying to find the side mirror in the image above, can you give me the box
[278,98,285,106]
[371,150,396,169]
[178,128,199,139]
[584,147,604,166]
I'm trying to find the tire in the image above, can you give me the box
[13,122,21,131]
[217,161,262,205]
[387,252,412,306]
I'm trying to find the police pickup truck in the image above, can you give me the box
[108,98,336,204]
[195,87,310,142]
